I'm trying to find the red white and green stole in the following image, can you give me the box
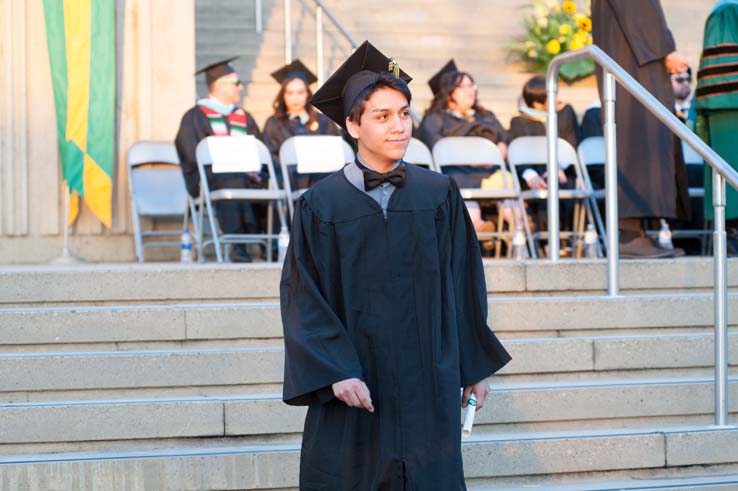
[198,104,249,136]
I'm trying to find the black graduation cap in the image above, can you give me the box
[195,56,239,86]
[428,59,458,96]
[310,40,412,129]
[271,59,318,85]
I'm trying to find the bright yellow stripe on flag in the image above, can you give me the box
[68,190,80,224]
[63,0,91,152]
[83,154,112,228]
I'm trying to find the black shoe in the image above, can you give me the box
[230,245,252,263]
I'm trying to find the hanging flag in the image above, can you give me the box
[42,0,115,228]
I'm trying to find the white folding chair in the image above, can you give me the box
[509,136,602,258]
[577,136,608,248]
[127,141,197,263]
[403,138,435,171]
[195,135,288,263]
[432,136,531,258]
[278,135,354,219]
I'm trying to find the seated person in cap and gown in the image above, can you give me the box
[508,75,581,253]
[262,59,341,191]
[281,41,510,491]
[175,57,264,262]
[419,60,509,238]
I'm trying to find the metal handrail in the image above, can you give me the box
[546,44,734,427]
[282,0,422,124]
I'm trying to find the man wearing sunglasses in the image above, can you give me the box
[672,67,693,122]
[175,57,264,262]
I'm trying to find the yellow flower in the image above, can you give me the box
[569,38,584,50]
[546,39,561,54]
[528,49,539,58]
[559,24,572,35]
[577,17,592,32]
[586,34,593,45]
[558,36,567,44]
[574,30,588,44]
[574,13,586,22]
[562,1,577,14]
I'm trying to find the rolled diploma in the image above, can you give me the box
[462,393,477,438]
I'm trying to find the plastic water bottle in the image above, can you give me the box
[511,224,527,260]
[180,229,193,263]
[278,226,290,263]
[584,223,598,258]
[658,219,674,250]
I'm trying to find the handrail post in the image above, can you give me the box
[603,71,619,296]
[316,4,324,86]
[713,170,729,426]
[255,0,262,32]
[283,0,292,63]
[546,67,560,261]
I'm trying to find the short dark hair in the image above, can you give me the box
[522,75,547,108]
[347,72,412,125]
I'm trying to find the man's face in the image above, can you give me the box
[346,87,412,164]
[671,70,692,100]
[211,73,243,105]
[283,78,309,115]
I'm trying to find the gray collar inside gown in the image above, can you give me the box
[343,155,401,217]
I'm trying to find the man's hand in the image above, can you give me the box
[665,51,689,74]
[332,378,374,412]
[462,380,491,411]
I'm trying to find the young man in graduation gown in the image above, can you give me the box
[592,0,691,258]
[280,41,511,490]
[693,0,738,255]
[174,57,263,262]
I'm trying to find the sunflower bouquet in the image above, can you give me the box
[515,0,595,82]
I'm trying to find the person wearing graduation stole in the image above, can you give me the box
[174,57,264,262]
[280,41,511,490]
[693,0,738,255]
[262,59,341,190]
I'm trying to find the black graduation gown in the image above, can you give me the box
[262,112,340,189]
[174,106,263,199]
[592,0,690,219]
[280,163,511,490]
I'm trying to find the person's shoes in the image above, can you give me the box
[619,236,676,259]
[230,245,253,263]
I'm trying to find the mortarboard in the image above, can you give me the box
[310,40,412,129]
[271,59,318,85]
[195,56,239,86]
[428,59,458,96]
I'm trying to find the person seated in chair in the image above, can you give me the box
[263,59,341,190]
[175,57,264,262]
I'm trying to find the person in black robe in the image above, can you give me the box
[419,61,509,189]
[281,41,511,490]
[508,75,580,253]
[592,0,690,258]
[174,57,264,262]
[262,59,341,190]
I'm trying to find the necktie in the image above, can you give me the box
[356,160,406,191]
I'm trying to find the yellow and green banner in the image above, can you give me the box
[43,0,115,228]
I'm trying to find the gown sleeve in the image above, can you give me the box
[448,179,512,387]
[174,108,210,199]
[419,111,444,149]
[280,197,365,405]
[262,117,283,165]
[606,0,675,66]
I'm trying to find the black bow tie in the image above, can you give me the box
[356,160,406,191]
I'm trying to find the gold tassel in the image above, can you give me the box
[387,58,400,78]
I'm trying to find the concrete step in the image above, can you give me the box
[0,426,735,489]
[0,334,736,396]
[0,379,735,449]
[2,294,736,349]
[3,259,735,306]
[470,474,738,490]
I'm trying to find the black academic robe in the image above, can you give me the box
[262,112,340,189]
[174,106,263,199]
[280,163,511,490]
[592,0,690,219]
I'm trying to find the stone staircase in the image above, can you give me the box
[0,259,737,489]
